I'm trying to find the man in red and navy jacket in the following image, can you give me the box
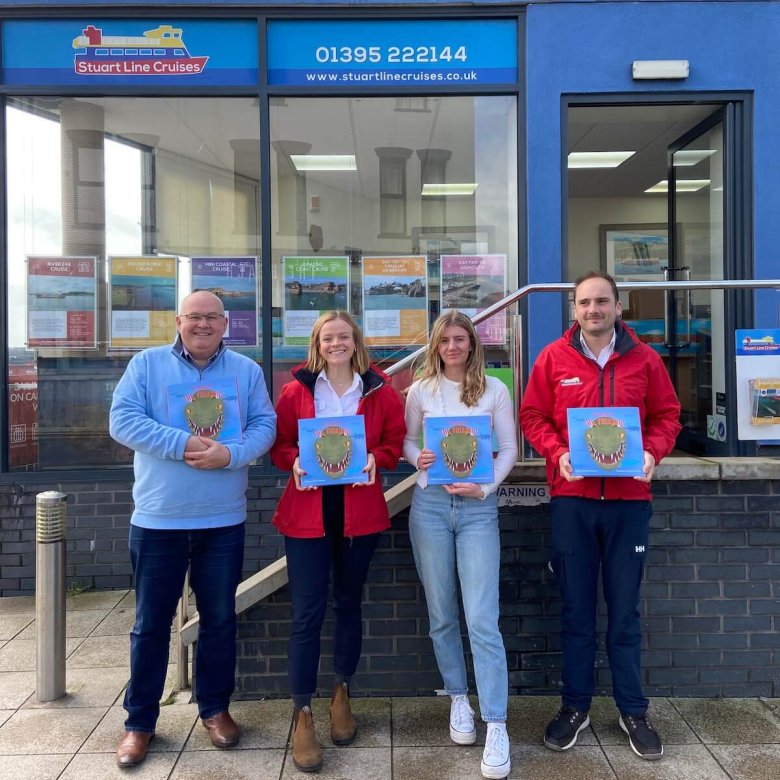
[520,271,681,762]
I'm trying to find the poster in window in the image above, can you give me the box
[600,224,668,280]
[26,256,97,348]
[282,256,349,346]
[440,254,507,345]
[192,257,257,347]
[362,255,428,347]
[109,256,177,349]
[567,407,645,477]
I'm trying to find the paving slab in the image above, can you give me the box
[65,634,132,668]
[603,743,730,780]
[0,670,36,708]
[0,753,72,779]
[709,744,780,780]
[22,665,129,709]
[0,637,82,671]
[0,710,12,728]
[508,695,598,746]
[88,606,136,637]
[184,698,292,751]
[509,744,616,780]
[0,706,108,754]
[392,695,478,747]
[590,697,699,745]
[59,750,179,779]
[81,703,199,753]
[18,609,109,640]
[762,698,780,717]
[0,596,35,615]
[171,747,286,779]
[393,744,491,780]
[281,746,392,779]
[0,612,34,640]
[671,698,780,744]
[66,590,128,611]
[310,696,392,748]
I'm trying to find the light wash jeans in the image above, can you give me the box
[409,483,508,722]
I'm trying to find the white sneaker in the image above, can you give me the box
[449,694,477,745]
[481,722,511,779]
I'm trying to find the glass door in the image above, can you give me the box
[666,108,727,453]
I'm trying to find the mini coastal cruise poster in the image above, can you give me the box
[192,257,257,347]
[424,415,494,485]
[298,414,369,487]
[567,407,645,477]
[440,255,507,345]
[109,256,177,349]
[362,256,428,347]
[282,256,349,346]
[26,256,97,348]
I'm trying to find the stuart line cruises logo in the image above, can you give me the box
[72,25,208,76]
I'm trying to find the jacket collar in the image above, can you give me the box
[292,362,388,398]
[566,320,639,358]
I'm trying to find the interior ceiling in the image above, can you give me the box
[568,104,720,198]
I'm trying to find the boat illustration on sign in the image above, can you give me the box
[72,25,208,76]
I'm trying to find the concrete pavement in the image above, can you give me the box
[0,590,778,779]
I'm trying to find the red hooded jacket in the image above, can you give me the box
[271,363,406,538]
[519,321,681,500]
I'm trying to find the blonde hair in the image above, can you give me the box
[417,310,486,407]
[306,311,371,375]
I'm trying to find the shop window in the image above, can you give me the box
[269,95,518,401]
[5,97,261,471]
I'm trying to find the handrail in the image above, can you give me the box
[385,278,780,377]
[176,277,780,681]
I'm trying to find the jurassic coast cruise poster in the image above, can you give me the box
[424,415,494,485]
[192,257,257,348]
[282,256,349,346]
[362,256,428,347]
[167,377,243,444]
[440,255,507,345]
[109,256,177,349]
[567,407,645,478]
[298,415,369,487]
[26,256,97,348]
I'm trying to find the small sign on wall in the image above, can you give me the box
[496,483,549,507]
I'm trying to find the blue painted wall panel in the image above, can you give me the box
[525,1,780,357]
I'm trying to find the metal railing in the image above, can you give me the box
[175,276,780,686]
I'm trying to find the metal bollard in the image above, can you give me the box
[35,491,67,702]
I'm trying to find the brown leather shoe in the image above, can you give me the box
[202,710,240,748]
[115,730,154,768]
[330,682,357,746]
[292,706,323,772]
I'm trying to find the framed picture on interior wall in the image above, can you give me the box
[600,223,668,280]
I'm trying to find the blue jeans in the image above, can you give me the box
[125,523,245,732]
[550,497,651,715]
[409,484,508,722]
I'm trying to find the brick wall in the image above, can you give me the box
[2,469,779,697]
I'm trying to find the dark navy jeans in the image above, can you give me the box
[125,523,245,732]
[284,486,379,698]
[550,496,651,716]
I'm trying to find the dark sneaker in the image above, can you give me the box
[619,713,664,760]
[543,706,590,751]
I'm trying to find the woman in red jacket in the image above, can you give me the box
[271,310,405,773]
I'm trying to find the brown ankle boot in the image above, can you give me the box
[330,682,357,746]
[292,706,323,772]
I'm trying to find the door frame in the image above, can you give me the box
[562,92,754,456]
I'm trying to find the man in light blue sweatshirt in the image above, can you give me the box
[109,290,276,768]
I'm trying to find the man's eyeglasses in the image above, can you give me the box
[181,313,225,323]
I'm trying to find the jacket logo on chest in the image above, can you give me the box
[560,376,582,386]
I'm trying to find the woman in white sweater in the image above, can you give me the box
[403,310,518,780]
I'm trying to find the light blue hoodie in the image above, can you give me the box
[109,339,276,529]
